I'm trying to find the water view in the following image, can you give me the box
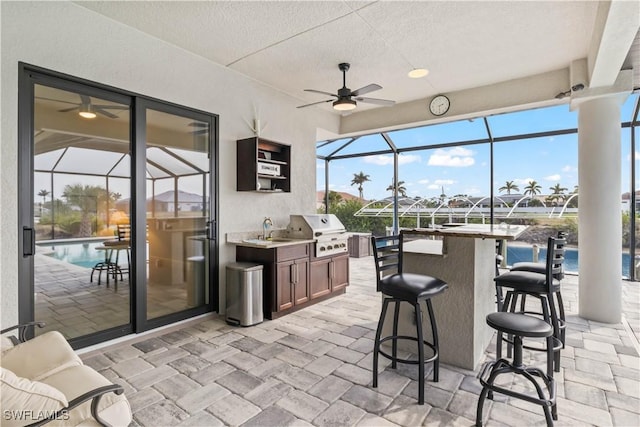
[507,245,631,278]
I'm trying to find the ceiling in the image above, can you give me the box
[75,1,638,117]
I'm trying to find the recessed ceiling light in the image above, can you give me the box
[408,68,429,79]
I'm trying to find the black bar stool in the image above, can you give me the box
[371,232,448,405]
[493,236,566,372]
[476,312,557,426]
[510,231,567,349]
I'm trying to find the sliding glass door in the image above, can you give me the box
[19,65,218,347]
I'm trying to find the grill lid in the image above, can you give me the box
[287,214,346,238]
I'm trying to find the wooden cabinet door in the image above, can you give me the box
[310,258,331,300]
[293,258,309,305]
[276,260,294,311]
[331,255,349,291]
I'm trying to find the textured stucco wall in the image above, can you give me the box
[0,1,338,327]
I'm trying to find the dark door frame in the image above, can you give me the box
[17,63,219,347]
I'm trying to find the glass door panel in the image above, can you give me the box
[32,84,131,339]
[145,109,211,319]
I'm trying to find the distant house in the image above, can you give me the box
[116,190,206,214]
[316,191,361,210]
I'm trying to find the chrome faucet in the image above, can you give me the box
[262,217,273,240]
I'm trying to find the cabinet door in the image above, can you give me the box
[310,259,331,300]
[276,260,294,311]
[293,258,309,305]
[331,255,349,291]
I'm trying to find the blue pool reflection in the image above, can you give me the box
[507,245,631,278]
[38,241,106,268]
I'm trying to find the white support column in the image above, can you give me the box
[577,96,622,323]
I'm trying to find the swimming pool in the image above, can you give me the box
[506,245,631,278]
[38,240,110,269]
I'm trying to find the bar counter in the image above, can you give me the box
[386,224,527,370]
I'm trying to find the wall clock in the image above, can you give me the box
[429,95,450,116]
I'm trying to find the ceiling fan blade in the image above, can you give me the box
[58,106,80,112]
[351,84,382,97]
[355,96,395,106]
[35,96,79,106]
[304,89,338,97]
[95,108,119,119]
[92,104,129,110]
[297,99,334,109]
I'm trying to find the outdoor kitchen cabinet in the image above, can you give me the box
[276,257,309,311]
[309,253,349,299]
[237,137,291,192]
[236,242,348,319]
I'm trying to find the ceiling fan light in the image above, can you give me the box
[408,68,429,78]
[78,104,96,119]
[333,99,357,111]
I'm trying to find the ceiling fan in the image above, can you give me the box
[297,63,395,111]
[56,94,127,119]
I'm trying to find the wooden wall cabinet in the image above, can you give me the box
[237,137,290,192]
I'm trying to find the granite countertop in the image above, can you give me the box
[226,229,314,249]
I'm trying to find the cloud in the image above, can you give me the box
[316,161,325,169]
[561,165,576,172]
[434,179,455,185]
[363,154,420,166]
[544,174,561,181]
[626,152,640,161]
[427,184,440,190]
[418,179,430,184]
[427,147,475,167]
[513,177,535,185]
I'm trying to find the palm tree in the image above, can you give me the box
[351,171,370,200]
[386,179,407,197]
[523,180,542,196]
[62,184,106,237]
[548,183,568,205]
[498,180,519,195]
[37,189,50,216]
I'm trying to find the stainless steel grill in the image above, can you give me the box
[287,214,349,257]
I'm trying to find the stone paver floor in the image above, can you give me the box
[81,256,640,426]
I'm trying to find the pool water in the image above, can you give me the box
[39,241,108,269]
[507,245,631,278]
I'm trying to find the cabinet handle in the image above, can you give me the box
[295,263,300,285]
[291,264,296,285]
[330,260,334,280]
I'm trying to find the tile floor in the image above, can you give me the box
[81,256,640,427]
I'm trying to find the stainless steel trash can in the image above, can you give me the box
[226,262,263,326]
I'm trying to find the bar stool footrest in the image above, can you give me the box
[378,335,438,365]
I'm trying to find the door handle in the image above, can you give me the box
[23,227,35,257]
[290,264,296,285]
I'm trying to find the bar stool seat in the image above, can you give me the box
[379,273,448,302]
[371,233,448,405]
[476,312,557,427]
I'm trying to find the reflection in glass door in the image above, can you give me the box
[144,108,212,320]
[32,84,131,340]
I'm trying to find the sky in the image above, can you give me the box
[317,95,639,202]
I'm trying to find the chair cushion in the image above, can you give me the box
[486,312,553,338]
[0,331,82,381]
[510,262,545,274]
[380,273,447,302]
[494,270,559,293]
[0,367,68,427]
[40,365,132,427]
